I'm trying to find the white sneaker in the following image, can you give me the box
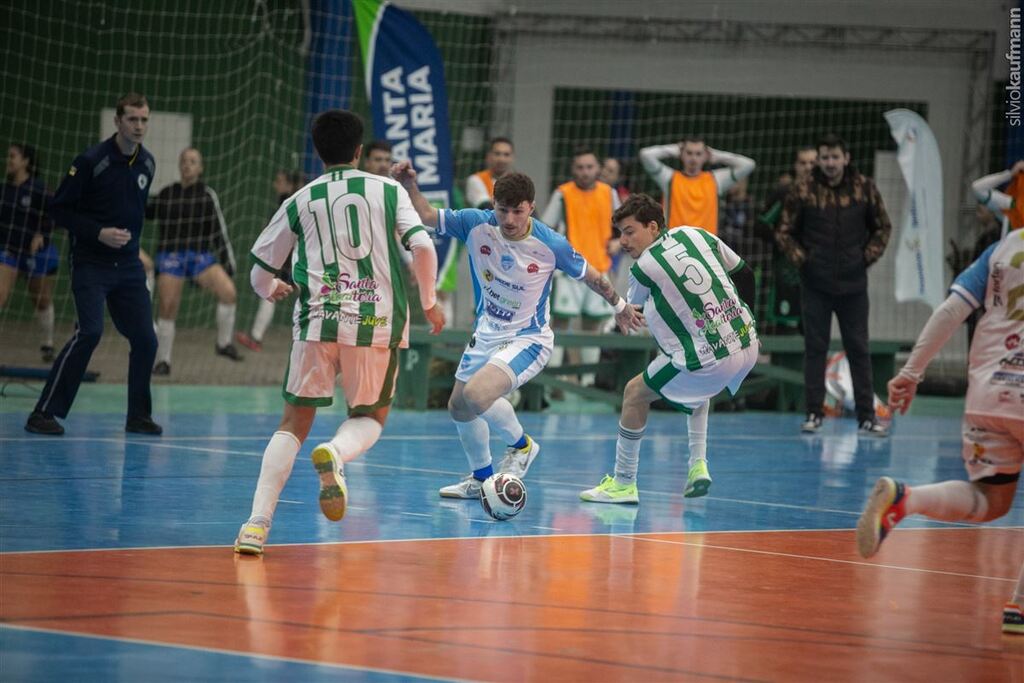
[234,516,270,555]
[439,474,484,499]
[498,434,540,478]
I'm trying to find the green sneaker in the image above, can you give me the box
[580,474,639,504]
[684,460,712,498]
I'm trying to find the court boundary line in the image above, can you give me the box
[0,623,473,683]
[624,534,1021,582]
[2,526,1019,557]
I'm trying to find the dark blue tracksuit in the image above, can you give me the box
[35,135,158,421]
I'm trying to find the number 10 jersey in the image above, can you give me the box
[250,166,428,348]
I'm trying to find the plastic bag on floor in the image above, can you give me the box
[823,351,892,423]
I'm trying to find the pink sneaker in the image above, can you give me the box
[235,331,262,352]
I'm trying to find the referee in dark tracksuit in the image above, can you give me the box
[26,93,162,436]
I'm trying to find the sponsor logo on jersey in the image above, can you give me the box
[484,286,522,310]
[500,254,515,271]
[20,195,31,208]
[480,244,492,255]
[998,390,1015,403]
[527,263,539,273]
[319,273,383,304]
[999,353,1024,370]
[691,297,742,336]
[312,310,389,327]
[68,166,77,176]
[1007,334,1021,350]
[485,300,514,321]
[483,269,494,283]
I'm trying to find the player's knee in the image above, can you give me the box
[219,283,237,305]
[461,384,492,416]
[76,326,104,350]
[623,375,647,406]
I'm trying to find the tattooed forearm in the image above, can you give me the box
[583,266,619,306]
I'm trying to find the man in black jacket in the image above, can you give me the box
[777,134,892,436]
[25,93,161,436]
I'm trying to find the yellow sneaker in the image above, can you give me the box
[311,443,348,521]
[580,474,639,504]
[684,460,712,498]
[234,517,269,555]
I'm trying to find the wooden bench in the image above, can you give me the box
[394,327,910,412]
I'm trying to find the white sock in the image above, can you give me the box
[455,417,491,473]
[252,298,275,342]
[249,431,301,521]
[328,416,383,464]
[155,318,175,364]
[614,422,645,484]
[906,481,988,522]
[687,401,709,467]
[581,346,599,386]
[550,345,564,368]
[216,302,236,348]
[480,397,524,445]
[36,303,54,347]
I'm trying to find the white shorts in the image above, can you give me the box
[283,341,398,415]
[643,344,758,413]
[455,333,552,390]
[962,414,1024,482]
[552,273,612,318]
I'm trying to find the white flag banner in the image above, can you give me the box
[884,108,945,309]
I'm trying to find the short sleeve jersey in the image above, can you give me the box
[629,226,757,370]
[437,208,587,342]
[250,166,428,348]
[949,227,1024,419]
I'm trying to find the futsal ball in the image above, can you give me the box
[479,473,527,520]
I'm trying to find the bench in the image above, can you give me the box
[394,327,910,412]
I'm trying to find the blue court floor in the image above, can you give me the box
[1,386,1022,681]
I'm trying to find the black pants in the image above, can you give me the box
[35,261,157,420]
[802,286,874,421]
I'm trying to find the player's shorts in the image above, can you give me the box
[643,343,758,413]
[0,245,59,277]
[552,272,612,318]
[156,250,217,278]
[455,332,552,390]
[283,340,399,416]
[961,413,1024,482]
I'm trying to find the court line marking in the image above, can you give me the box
[0,623,470,682]
[0,440,990,528]
[0,432,964,443]
[2,526,1019,556]
[624,534,1020,583]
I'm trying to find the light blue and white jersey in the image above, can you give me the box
[437,208,587,343]
[949,227,1024,419]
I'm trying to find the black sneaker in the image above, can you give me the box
[25,410,64,435]
[126,415,163,435]
[153,361,171,376]
[40,345,55,363]
[858,418,890,438]
[216,344,243,361]
[801,413,823,433]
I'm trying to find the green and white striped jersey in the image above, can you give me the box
[250,166,428,348]
[629,227,757,371]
